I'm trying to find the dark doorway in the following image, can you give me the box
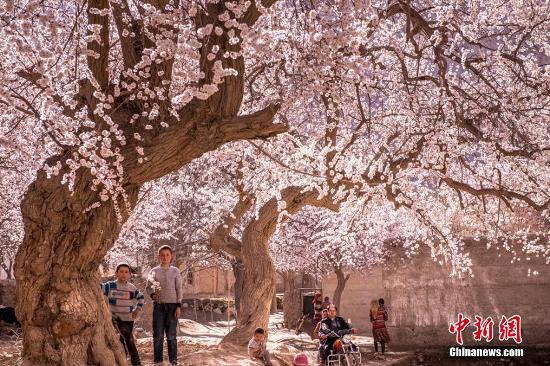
[303,292,315,318]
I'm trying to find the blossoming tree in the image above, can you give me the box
[1,0,549,362]
[1,0,285,363]
[204,0,550,344]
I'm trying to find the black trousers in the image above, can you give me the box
[113,318,141,366]
[320,338,337,362]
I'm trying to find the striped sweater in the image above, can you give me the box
[101,280,145,321]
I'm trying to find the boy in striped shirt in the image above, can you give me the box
[102,262,144,366]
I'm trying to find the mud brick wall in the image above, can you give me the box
[0,279,16,307]
[322,240,550,347]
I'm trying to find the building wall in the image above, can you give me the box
[0,279,16,307]
[180,265,285,298]
[181,266,235,298]
[322,242,550,347]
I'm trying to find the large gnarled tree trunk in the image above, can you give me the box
[16,172,138,365]
[14,0,284,363]
[212,186,339,345]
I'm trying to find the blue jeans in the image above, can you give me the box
[153,303,179,364]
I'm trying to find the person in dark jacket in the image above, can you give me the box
[318,304,357,366]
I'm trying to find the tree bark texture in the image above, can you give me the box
[282,270,303,328]
[221,186,338,345]
[333,266,350,311]
[232,259,245,316]
[15,169,138,365]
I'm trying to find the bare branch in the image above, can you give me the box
[440,175,550,212]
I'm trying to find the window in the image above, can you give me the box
[186,269,194,285]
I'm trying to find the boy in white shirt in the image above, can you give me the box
[248,327,273,365]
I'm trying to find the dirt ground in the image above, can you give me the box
[0,336,202,366]
[1,313,549,365]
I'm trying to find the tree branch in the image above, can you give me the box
[111,0,141,70]
[219,103,287,142]
[16,70,77,119]
[440,175,550,212]
[208,189,254,259]
[87,0,110,89]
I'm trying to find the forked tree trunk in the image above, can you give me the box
[15,170,139,365]
[221,221,276,345]
[221,186,339,345]
[282,270,303,329]
[333,266,350,310]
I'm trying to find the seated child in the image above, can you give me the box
[248,327,273,366]
[312,309,328,340]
